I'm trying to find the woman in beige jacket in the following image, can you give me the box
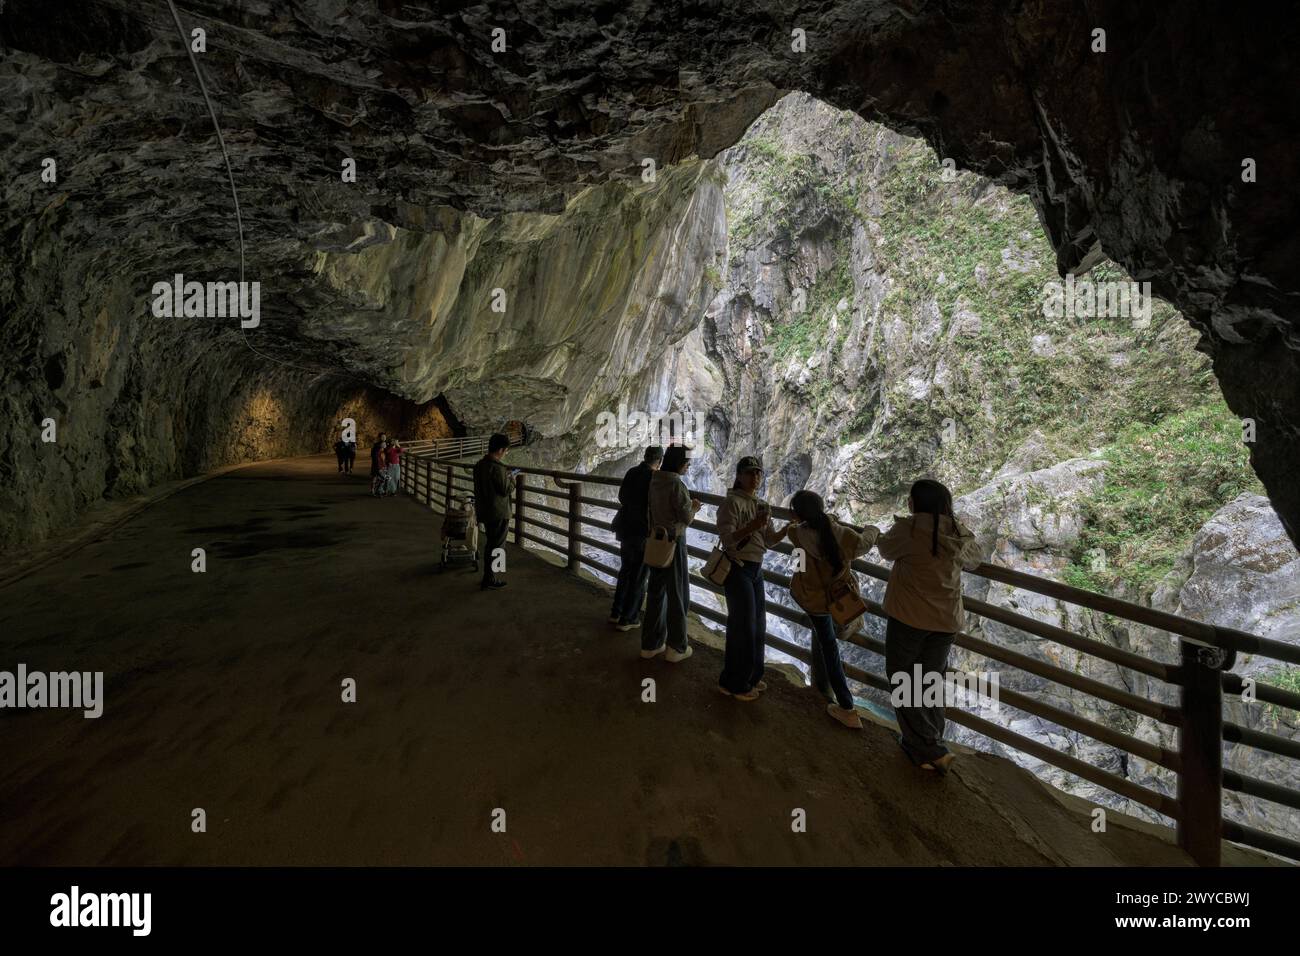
[877,479,983,774]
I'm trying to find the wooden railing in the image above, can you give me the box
[398,443,1300,865]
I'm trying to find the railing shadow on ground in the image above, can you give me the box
[397,437,1300,865]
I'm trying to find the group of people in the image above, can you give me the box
[368,433,404,498]
[607,445,982,775]
[333,438,358,473]
[465,434,982,773]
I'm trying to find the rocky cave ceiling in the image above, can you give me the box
[1,0,1297,542]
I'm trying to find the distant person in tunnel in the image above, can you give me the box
[716,457,783,701]
[641,444,700,662]
[609,445,663,631]
[787,490,880,728]
[334,437,348,473]
[385,439,403,495]
[473,433,513,590]
[877,479,983,774]
[370,432,388,481]
[344,438,357,474]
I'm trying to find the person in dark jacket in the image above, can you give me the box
[334,438,348,473]
[609,445,663,630]
[473,433,514,590]
[370,433,388,478]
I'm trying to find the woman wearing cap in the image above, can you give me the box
[716,456,786,701]
[641,444,701,663]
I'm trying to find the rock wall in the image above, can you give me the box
[310,159,727,440]
[0,215,454,551]
[0,148,720,552]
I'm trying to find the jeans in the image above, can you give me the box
[611,536,649,623]
[718,560,766,693]
[643,537,689,654]
[885,616,956,763]
[481,518,510,585]
[807,614,853,709]
[386,462,401,494]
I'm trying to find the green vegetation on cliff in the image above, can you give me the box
[1062,400,1260,592]
[862,137,1261,588]
[723,112,1261,593]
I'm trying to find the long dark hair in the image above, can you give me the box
[910,479,955,556]
[661,445,691,473]
[790,490,843,576]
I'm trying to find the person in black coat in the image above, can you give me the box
[608,445,663,630]
[473,433,516,590]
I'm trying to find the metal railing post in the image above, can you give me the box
[566,481,582,571]
[514,473,526,545]
[444,465,453,512]
[1177,638,1232,866]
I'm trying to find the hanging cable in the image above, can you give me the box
[163,0,380,387]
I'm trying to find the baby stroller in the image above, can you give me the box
[440,493,479,573]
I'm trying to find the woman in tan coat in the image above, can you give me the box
[877,479,983,774]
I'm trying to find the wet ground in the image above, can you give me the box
[0,456,1220,865]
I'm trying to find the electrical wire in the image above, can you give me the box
[163,0,380,388]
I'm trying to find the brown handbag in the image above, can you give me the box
[794,525,867,627]
[827,576,868,628]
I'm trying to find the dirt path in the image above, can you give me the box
[0,456,1201,865]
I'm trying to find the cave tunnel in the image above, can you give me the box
[0,0,1298,916]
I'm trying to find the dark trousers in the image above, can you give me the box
[336,452,346,471]
[611,536,649,623]
[808,613,853,709]
[344,452,355,474]
[885,616,956,763]
[643,537,689,653]
[481,518,510,584]
[718,560,766,693]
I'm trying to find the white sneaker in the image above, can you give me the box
[754,680,769,692]
[608,614,620,624]
[665,645,692,663]
[719,684,760,701]
[827,703,863,729]
[617,621,640,632]
[640,645,666,660]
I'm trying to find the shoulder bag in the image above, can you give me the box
[644,526,677,568]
